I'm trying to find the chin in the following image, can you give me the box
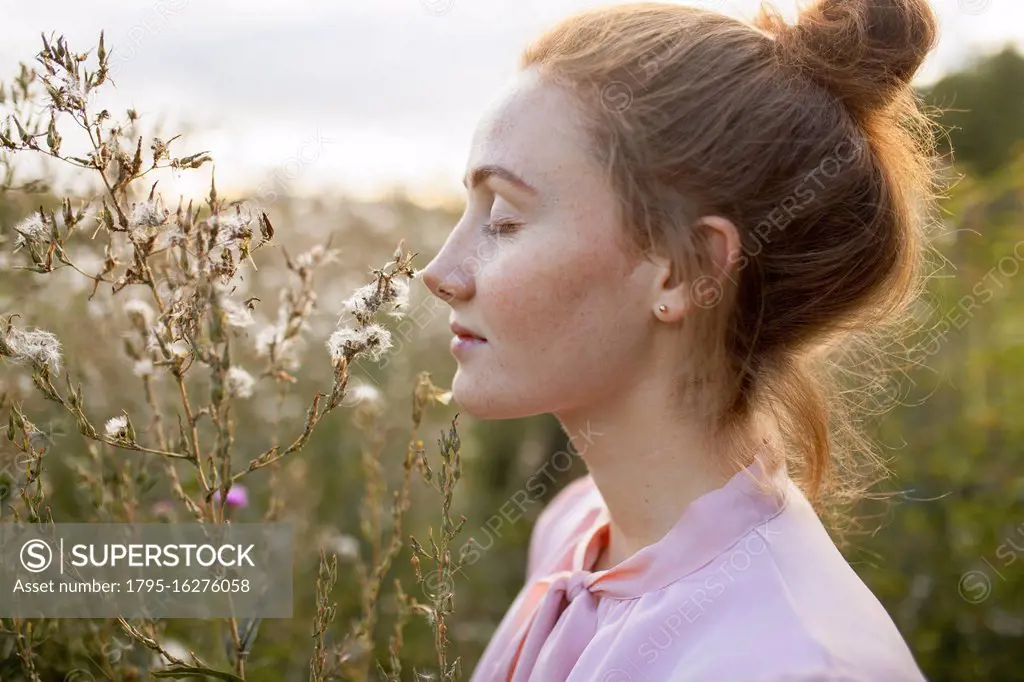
[450,371,538,421]
[450,377,501,420]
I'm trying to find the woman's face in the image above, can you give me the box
[421,68,663,420]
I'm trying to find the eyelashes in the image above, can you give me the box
[479,219,522,236]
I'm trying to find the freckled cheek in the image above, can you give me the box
[480,254,596,338]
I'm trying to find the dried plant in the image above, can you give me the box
[0,32,462,681]
[409,413,467,682]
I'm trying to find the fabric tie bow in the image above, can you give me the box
[506,569,603,681]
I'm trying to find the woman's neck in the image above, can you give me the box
[556,383,772,572]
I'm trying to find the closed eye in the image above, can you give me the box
[480,219,521,236]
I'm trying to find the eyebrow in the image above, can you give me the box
[463,164,538,196]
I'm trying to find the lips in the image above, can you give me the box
[450,321,486,341]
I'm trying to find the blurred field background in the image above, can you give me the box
[1,1,1023,680]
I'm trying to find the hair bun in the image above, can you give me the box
[755,0,938,121]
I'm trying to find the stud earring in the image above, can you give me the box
[658,304,668,313]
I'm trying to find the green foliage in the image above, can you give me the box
[854,152,1024,681]
[922,47,1024,177]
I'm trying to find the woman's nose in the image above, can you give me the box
[421,255,472,304]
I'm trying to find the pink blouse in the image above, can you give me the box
[469,459,925,681]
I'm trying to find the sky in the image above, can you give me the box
[2,0,1022,206]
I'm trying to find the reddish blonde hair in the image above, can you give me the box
[521,0,942,519]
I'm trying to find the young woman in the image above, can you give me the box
[421,0,940,679]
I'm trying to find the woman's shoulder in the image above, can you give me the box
[537,473,599,523]
[649,483,925,681]
[526,474,601,578]
[655,611,926,682]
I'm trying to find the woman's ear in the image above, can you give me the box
[650,255,690,322]
[687,215,742,310]
[695,215,742,279]
[651,215,742,320]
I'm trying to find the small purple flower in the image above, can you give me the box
[212,484,248,509]
[151,499,175,520]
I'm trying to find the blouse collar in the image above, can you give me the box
[571,451,790,599]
